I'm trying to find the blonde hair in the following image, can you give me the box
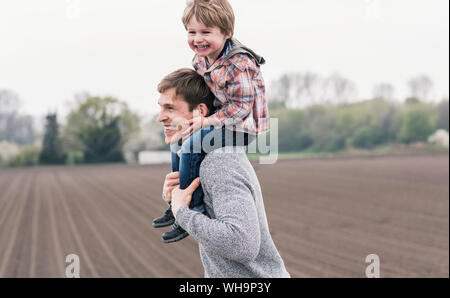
[182,0,235,37]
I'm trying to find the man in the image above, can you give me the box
[156,68,290,278]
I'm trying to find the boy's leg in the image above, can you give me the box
[153,142,181,229]
[162,127,214,243]
[178,127,215,213]
[201,126,257,152]
[220,127,256,148]
[170,142,181,172]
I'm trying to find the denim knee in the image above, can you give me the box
[181,127,215,154]
[170,142,181,154]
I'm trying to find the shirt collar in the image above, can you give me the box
[217,39,232,61]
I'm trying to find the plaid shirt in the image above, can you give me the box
[193,44,269,135]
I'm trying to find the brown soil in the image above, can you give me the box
[0,152,448,277]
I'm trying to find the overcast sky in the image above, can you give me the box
[0,0,448,120]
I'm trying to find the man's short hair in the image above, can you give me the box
[158,68,216,115]
[182,0,235,37]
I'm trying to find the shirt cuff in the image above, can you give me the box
[176,206,194,230]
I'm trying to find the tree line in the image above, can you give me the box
[270,97,448,153]
[268,73,448,152]
[1,72,449,167]
[0,91,141,167]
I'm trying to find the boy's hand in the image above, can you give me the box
[162,172,180,202]
[167,117,188,145]
[181,110,209,142]
[171,178,201,218]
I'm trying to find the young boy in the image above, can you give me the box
[153,0,269,243]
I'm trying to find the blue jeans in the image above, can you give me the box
[171,127,256,214]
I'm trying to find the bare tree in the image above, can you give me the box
[0,90,20,142]
[291,72,323,108]
[322,73,358,105]
[0,89,35,145]
[268,74,292,107]
[408,75,434,102]
[269,72,358,107]
[0,89,21,114]
[373,83,395,100]
[268,72,324,108]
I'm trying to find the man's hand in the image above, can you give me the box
[162,172,180,202]
[171,178,201,218]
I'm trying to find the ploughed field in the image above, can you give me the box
[0,152,448,277]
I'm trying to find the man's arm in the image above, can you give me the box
[175,154,261,264]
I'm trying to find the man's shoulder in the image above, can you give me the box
[199,148,260,200]
[202,147,248,163]
[200,148,250,176]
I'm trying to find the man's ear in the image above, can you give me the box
[197,103,209,117]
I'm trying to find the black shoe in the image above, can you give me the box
[162,223,189,244]
[153,206,175,228]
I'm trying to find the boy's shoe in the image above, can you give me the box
[162,223,189,244]
[153,207,175,228]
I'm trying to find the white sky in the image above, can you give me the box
[0,0,449,120]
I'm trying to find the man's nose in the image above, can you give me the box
[157,112,167,123]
